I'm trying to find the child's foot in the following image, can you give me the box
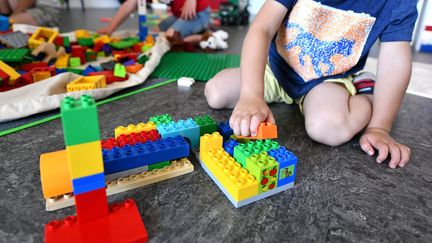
[353,71,376,95]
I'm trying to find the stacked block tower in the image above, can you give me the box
[44,95,148,242]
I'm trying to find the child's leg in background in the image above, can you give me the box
[303,82,373,146]
[205,68,241,109]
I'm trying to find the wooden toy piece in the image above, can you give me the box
[32,42,66,63]
[236,122,278,140]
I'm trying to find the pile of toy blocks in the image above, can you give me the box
[0,16,155,92]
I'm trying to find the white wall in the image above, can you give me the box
[249,0,265,15]
[68,0,119,8]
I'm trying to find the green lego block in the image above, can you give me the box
[64,68,83,74]
[85,51,97,62]
[97,51,105,57]
[110,37,139,49]
[0,48,29,62]
[234,139,279,167]
[78,37,94,47]
[61,94,101,146]
[138,54,149,64]
[114,63,126,78]
[69,57,81,67]
[141,45,151,53]
[63,36,70,47]
[194,115,217,136]
[246,152,279,193]
[149,114,173,126]
[149,161,171,171]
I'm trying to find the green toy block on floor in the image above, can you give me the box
[148,161,171,171]
[60,94,101,146]
[0,48,29,62]
[85,51,97,62]
[234,140,279,167]
[246,152,279,193]
[69,57,81,67]
[149,114,173,126]
[78,37,94,47]
[114,63,126,78]
[63,36,70,47]
[194,115,217,136]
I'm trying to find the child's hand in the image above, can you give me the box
[97,26,113,35]
[360,127,411,168]
[230,95,275,137]
[181,0,197,20]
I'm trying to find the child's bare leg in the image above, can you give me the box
[10,12,38,25]
[303,82,372,146]
[205,68,241,109]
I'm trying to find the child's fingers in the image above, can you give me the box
[359,136,374,156]
[250,112,266,136]
[388,144,401,169]
[375,142,389,163]
[240,114,252,136]
[229,113,241,136]
[398,145,411,168]
[267,112,276,125]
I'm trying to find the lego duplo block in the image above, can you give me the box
[268,147,298,187]
[0,48,29,62]
[149,161,171,171]
[69,57,81,67]
[88,70,128,84]
[125,63,143,73]
[237,122,278,139]
[74,29,91,39]
[0,31,28,48]
[114,122,156,138]
[102,136,190,174]
[55,54,70,68]
[21,61,48,72]
[85,50,97,62]
[64,68,83,74]
[75,188,108,223]
[32,70,52,82]
[66,75,107,93]
[0,15,9,31]
[217,121,233,140]
[246,152,279,193]
[40,150,72,199]
[234,139,279,167]
[78,37,94,47]
[28,27,58,48]
[201,148,258,201]
[72,172,105,195]
[145,35,155,46]
[45,199,148,243]
[0,60,20,85]
[54,36,64,46]
[82,65,98,76]
[0,69,9,84]
[157,118,200,148]
[199,132,223,158]
[66,140,104,179]
[110,37,140,49]
[60,95,101,146]
[63,36,70,47]
[93,35,111,44]
[105,164,148,182]
[114,63,126,78]
[138,54,149,64]
[194,115,217,136]
[117,130,160,148]
[149,114,173,125]
[223,139,239,157]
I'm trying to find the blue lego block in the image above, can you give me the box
[217,121,233,140]
[223,139,239,157]
[0,15,9,32]
[56,68,67,74]
[82,65,98,76]
[102,136,190,174]
[72,173,105,195]
[123,59,135,66]
[17,70,27,75]
[157,118,200,148]
[268,147,297,187]
[420,44,432,53]
[102,44,112,55]
[138,15,148,41]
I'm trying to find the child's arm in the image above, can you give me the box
[181,0,197,20]
[229,1,287,137]
[97,0,138,35]
[360,41,412,168]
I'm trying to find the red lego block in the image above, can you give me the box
[93,41,104,52]
[54,36,64,46]
[71,45,86,56]
[75,188,109,224]
[0,69,9,84]
[132,43,144,53]
[45,199,148,243]
[20,62,48,72]
[88,71,128,84]
[102,130,161,150]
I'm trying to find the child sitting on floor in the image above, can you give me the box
[204,0,417,169]
[0,0,62,27]
[98,0,210,44]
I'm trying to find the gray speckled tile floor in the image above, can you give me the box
[1,82,431,242]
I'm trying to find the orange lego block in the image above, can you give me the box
[114,122,156,138]
[40,150,72,199]
[66,75,107,92]
[32,71,52,82]
[237,122,278,139]
[125,63,143,73]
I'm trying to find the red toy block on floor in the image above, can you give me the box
[88,71,128,84]
[236,122,278,140]
[75,188,109,224]
[21,62,48,72]
[45,199,148,243]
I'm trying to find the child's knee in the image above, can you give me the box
[204,78,224,109]
[305,113,354,146]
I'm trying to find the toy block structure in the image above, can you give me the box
[156,118,200,148]
[102,130,160,150]
[194,115,217,136]
[45,94,148,242]
[66,75,107,93]
[28,27,58,49]
[114,122,156,138]
[199,132,297,208]
[236,122,278,139]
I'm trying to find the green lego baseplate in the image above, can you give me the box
[0,48,29,62]
[150,52,240,81]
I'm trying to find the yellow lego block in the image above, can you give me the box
[114,122,156,138]
[0,60,20,84]
[28,27,58,49]
[93,35,111,44]
[75,29,91,39]
[66,141,104,179]
[199,132,223,157]
[66,75,107,93]
[32,71,51,82]
[55,54,70,68]
[202,148,258,201]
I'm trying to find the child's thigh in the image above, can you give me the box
[158,16,178,31]
[171,10,210,37]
